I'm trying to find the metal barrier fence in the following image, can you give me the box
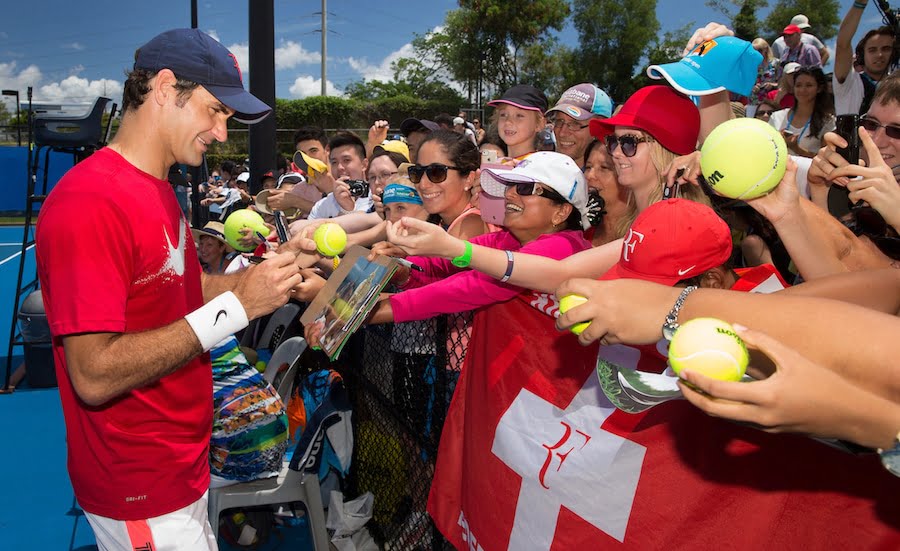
[300,303,470,550]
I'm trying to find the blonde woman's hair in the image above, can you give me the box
[614,138,711,237]
[752,38,774,63]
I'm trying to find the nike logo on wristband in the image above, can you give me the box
[677,265,696,276]
[214,309,228,325]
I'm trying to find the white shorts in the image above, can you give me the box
[85,491,218,551]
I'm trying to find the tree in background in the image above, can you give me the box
[401,0,570,104]
[633,23,696,90]
[707,0,838,43]
[569,0,660,101]
[762,0,840,42]
[734,0,769,40]
[707,0,768,40]
[519,37,577,100]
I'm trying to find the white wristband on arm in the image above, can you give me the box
[184,291,249,352]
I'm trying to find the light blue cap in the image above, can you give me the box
[646,36,763,98]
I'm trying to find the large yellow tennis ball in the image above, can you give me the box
[668,318,748,381]
[314,222,347,257]
[559,294,590,335]
[700,118,787,200]
[224,209,270,252]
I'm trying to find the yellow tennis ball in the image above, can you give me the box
[314,222,347,257]
[223,209,270,252]
[559,294,590,335]
[700,118,787,200]
[668,318,748,381]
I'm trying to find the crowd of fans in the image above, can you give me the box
[36,4,900,549]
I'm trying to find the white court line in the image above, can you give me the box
[0,244,35,268]
[0,243,27,247]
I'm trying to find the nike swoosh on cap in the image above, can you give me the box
[677,265,696,276]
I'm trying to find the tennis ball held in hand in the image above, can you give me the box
[224,209,270,252]
[700,118,787,200]
[559,294,590,335]
[668,318,749,382]
[314,222,347,257]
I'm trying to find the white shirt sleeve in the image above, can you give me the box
[772,36,786,60]
[833,69,864,115]
[803,33,825,51]
[308,193,374,219]
[308,193,342,220]
[790,155,813,200]
[769,109,789,132]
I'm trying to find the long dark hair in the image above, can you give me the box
[792,66,832,138]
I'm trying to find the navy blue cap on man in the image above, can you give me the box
[134,28,272,124]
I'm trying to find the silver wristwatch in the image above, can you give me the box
[879,431,900,477]
[662,286,698,341]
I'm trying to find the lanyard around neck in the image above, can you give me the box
[786,109,811,140]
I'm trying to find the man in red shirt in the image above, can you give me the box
[36,29,306,550]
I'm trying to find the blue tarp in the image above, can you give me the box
[0,146,75,212]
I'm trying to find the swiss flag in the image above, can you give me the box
[427,287,900,550]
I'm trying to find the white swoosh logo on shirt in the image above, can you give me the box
[164,218,186,277]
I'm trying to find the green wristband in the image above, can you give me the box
[853,1,867,8]
[451,241,473,268]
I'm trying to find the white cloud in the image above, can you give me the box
[276,41,320,69]
[64,42,85,51]
[0,61,43,95]
[345,26,459,91]
[288,75,342,98]
[37,75,123,105]
[347,41,416,82]
[226,42,249,77]
[209,40,321,76]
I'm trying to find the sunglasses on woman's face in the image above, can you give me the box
[860,117,900,139]
[604,134,655,157]
[407,163,461,184]
[505,181,563,200]
[755,109,774,118]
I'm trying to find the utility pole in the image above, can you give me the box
[248,0,276,195]
[321,0,327,96]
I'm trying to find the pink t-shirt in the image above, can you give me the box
[36,148,211,520]
[390,230,589,322]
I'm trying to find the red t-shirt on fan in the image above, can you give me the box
[36,148,211,520]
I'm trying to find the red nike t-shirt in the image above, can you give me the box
[36,148,211,520]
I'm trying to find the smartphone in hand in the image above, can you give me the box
[835,114,860,165]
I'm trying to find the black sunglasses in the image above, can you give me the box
[755,109,774,117]
[407,163,460,184]
[605,134,655,157]
[860,117,900,140]
[504,181,564,200]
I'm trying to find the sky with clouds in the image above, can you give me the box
[0,0,885,111]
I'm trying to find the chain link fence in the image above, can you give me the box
[305,302,471,550]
